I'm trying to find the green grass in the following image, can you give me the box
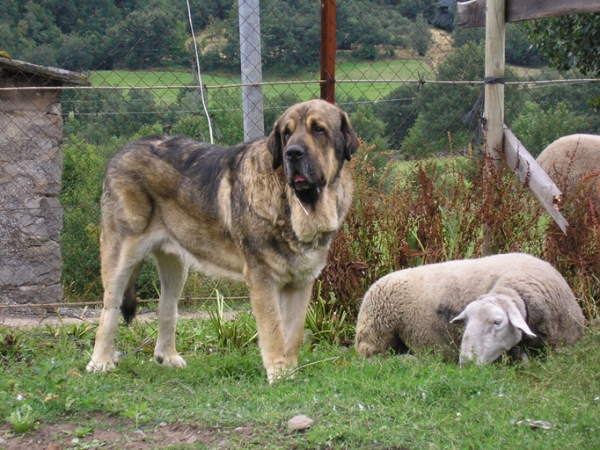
[1,318,599,449]
[89,59,432,104]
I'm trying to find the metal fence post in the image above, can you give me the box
[238,0,265,142]
[320,0,336,104]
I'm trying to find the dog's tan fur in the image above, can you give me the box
[87,100,359,382]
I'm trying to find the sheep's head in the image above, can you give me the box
[450,294,536,366]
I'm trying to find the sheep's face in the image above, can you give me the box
[450,294,536,366]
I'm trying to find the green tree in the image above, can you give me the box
[350,105,389,151]
[453,23,544,67]
[187,0,234,30]
[526,13,600,76]
[401,41,523,157]
[259,0,321,72]
[410,13,432,57]
[510,101,590,157]
[337,1,413,59]
[374,84,419,149]
[105,7,189,69]
[60,138,105,299]
[527,81,600,133]
[351,105,390,171]
[385,0,437,23]
[62,88,161,145]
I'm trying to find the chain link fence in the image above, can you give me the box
[1,0,599,311]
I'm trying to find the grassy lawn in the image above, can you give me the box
[89,59,432,104]
[1,314,599,449]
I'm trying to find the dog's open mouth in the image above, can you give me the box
[293,173,311,191]
[291,172,322,205]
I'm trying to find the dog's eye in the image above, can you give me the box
[313,125,325,136]
[283,132,291,143]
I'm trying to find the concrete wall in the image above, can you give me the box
[0,74,64,310]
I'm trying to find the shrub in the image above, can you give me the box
[60,138,105,300]
[510,101,590,157]
[317,145,547,319]
[544,183,600,318]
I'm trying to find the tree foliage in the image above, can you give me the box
[511,101,591,157]
[453,22,544,67]
[400,41,523,157]
[0,0,439,72]
[374,84,420,149]
[526,13,600,76]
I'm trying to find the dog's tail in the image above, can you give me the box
[120,263,142,324]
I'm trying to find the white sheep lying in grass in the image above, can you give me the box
[355,253,585,365]
[537,134,600,196]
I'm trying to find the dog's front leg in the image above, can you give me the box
[247,275,289,383]
[280,283,313,368]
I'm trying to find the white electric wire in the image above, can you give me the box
[186,0,214,144]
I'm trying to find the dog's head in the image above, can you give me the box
[267,99,359,205]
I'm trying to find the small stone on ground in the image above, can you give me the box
[287,414,314,431]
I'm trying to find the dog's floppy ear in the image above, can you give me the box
[267,121,283,169]
[340,111,360,161]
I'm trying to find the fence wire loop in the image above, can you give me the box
[462,76,506,126]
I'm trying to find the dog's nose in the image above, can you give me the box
[285,145,305,161]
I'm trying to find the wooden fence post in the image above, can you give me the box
[458,0,571,235]
[482,0,506,254]
[483,0,505,167]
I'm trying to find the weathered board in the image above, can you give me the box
[458,0,600,29]
[503,127,568,234]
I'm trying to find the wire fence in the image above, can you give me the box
[1,0,599,312]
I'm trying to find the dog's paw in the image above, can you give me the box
[86,351,121,373]
[155,353,187,368]
[86,359,117,373]
[266,365,296,384]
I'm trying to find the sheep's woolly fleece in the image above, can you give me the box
[536,134,600,196]
[354,253,585,362]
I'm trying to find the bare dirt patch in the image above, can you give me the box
[0,413,261,449]
[1,309,255,449]
[0,308,241,329]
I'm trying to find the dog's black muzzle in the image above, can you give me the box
[285,144,306,163]
[284,144,322,204]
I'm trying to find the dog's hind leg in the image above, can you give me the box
[153,249,188,368]
[87,236,144,373]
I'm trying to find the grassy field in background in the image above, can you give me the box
[89,58,432,104]
[1,317,598,449]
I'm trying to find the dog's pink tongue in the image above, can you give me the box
[294,174,306,183]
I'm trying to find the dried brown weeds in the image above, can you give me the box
[319,145,600,320]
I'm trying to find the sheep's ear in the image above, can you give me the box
[506,303,536,337]
[450,310,467,324]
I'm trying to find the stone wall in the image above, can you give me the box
[0,74,64,310]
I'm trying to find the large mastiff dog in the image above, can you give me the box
[87,100,359,382]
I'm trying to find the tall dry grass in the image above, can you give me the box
[319,143,599,321]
